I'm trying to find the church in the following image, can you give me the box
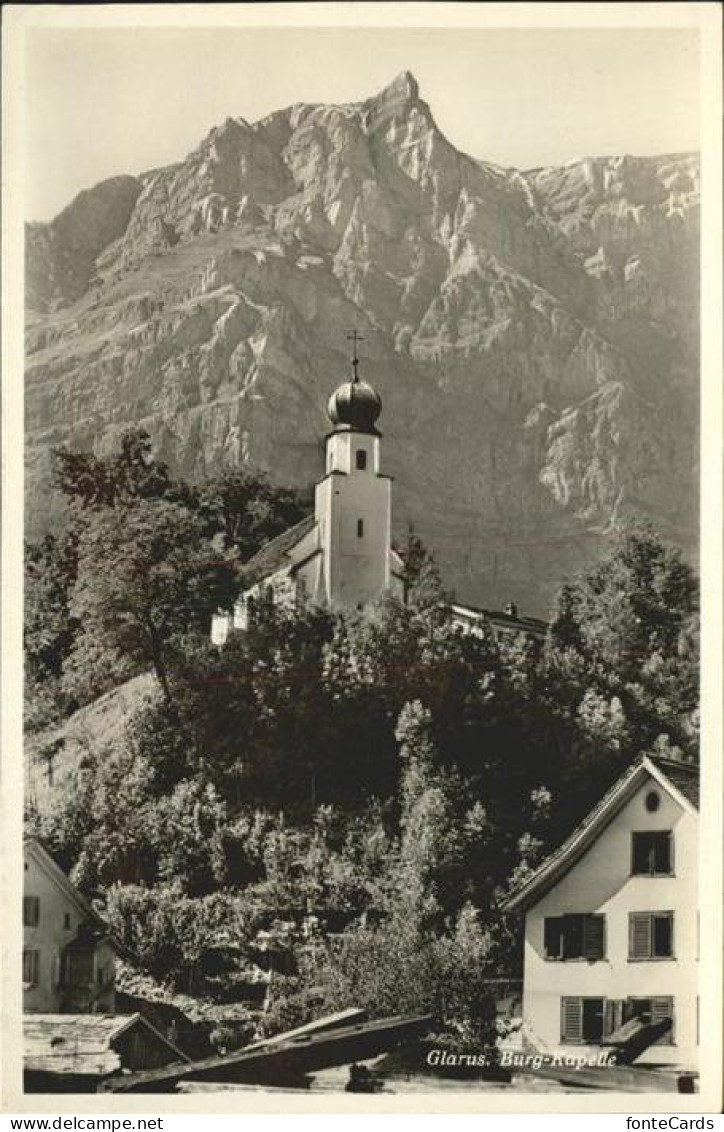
[211,340,545,645]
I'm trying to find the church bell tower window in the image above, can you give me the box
[356,449,367,470]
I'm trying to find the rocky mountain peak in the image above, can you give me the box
[372,69,420,106]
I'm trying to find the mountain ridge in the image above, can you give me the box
[25,71,699,615]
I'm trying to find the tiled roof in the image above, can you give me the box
[649,756,699,809]
[451,603,548,637]
[242,514,316,588]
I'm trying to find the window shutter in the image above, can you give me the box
[631,833,648,874]
[583,914,605,960]
[654,833,671,873]
[604,999,624,1037]
[23,896,39,927]
[651,997,674,1045]
[629,913,651,959]
[561,997,583,1042]
[653,913,673,957]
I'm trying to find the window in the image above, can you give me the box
[624,997,674,1045]
[356,449,367,470]
[631,831,673,875]
[357,519,364,539]
[544,914,605,960]
[23,896,39,927]
[561,997,605,1043]
[64,913,72,930]
[629,911,674,959]
[645,790,660,812]
[23,949,39,986]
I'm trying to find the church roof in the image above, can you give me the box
[242,514,317,588]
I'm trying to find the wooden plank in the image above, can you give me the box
[515,1063,691,1094]
[178,1082,311,1094]
[243,1007,367,1052]
[103,1013,433,1093]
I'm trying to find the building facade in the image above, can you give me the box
[502,757,699,1068]
[23,838,119,1015]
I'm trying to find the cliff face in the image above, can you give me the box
[25,72,699,614]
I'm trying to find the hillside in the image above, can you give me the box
[25,71,699,614]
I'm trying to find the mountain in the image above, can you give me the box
[25,71,699,614]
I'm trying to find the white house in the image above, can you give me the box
[502,756,699,1068]
[24,837,120,1015]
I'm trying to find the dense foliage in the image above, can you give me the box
[24,432,699,1048]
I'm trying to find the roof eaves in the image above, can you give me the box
[501,759,648,913]
[643,756,699,815]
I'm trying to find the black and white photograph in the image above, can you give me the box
[2,1,722,1114]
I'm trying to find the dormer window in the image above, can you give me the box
[356,449,367,471]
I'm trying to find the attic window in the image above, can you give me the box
[356,449,367,470]
[645,790,660,812]
[632,831,673,876]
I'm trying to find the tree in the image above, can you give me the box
[25,534,79,725]
[545,526,699,764]
[196,468,309,561]
[397,528,448,611]
[68,499,237,706]
[547,526,698,683]
[53,428,177,511]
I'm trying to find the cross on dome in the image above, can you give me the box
[346,329,364,383]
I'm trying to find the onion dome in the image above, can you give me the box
[327,332,382,433]
[327,379,382,433]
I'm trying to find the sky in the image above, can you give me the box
[25,25,701,222]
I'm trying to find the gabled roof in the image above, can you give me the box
[501,755,699,914]
[241,514,316,588]
[24,837,135,961]
[23,1013,189,1077]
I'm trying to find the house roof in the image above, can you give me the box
[501,755,699,914]
[23,1013,189,1078]
[450,602,548,638]
[242,514,317,588]
[24,837,136,962]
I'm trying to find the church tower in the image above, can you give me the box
[315,338,393,609]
